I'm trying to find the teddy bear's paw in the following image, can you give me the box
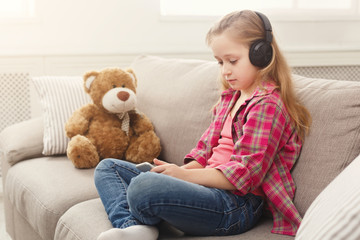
[67,135,100,169]
[125,131,161,164]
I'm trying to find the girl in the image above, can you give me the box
[94,10,311,240]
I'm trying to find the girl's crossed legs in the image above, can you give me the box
[94,159,263,239]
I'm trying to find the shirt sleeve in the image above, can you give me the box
[184,123,213,167]
[215,101,287,195]
[184,104,220,166]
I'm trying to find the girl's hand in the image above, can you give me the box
[152,158,168,167]
[151,159,188,180]
[151,159,236,190]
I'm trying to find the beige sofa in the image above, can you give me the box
[1,55,360,240]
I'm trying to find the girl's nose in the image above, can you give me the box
[222,64,231,77]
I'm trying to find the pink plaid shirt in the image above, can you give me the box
[184,83,302,236]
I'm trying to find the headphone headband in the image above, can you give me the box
[255,11,273,43]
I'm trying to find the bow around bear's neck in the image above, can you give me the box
[116,112,130,136]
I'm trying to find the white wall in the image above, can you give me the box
[0,0,359,121]
[0,0,213,55]
[0,0,360,75]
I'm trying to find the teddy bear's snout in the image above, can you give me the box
[117,91,130,101]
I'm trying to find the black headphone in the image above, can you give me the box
[249,11,273,68]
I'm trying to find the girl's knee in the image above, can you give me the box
[128,173,155,195]
[95,158,112,173]
[127,173,167,222]
[127,173,164,206]
[95,158,129,174]
[96,158,116,170]
[94,158,117,185]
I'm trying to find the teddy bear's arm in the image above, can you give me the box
[65,104,95,138]
[126,111,161,163]
[130,112,156,135]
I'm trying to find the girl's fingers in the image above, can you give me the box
[153,158,167,166]
[151,159,167,173]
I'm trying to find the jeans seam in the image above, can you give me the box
[137,201,225,218]
[135,202,225,230]
[120,219,141,229]
[214,194,264,235]
[104,161,140,228]
[111,162,140,175]
[215,204,249,232]
[110,162,140,188]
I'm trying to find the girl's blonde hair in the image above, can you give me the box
[206,10,311,141]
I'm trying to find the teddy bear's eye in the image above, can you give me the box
[112,84,117,88]
[122,84,125,88]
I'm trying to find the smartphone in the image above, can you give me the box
[136,162,154,172]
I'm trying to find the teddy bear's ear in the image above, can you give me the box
[83,71,99,93]
[126,68,137,87]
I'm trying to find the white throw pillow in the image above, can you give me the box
[32,76,91,155]
[295,154,360,240]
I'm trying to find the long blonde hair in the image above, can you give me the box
[206,10,311,141]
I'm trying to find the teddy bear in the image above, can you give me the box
[65,67,161,169]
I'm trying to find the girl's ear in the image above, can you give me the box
[126,68,137,87]
[83,71,99,93]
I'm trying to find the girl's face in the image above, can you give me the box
[210,32,259,95]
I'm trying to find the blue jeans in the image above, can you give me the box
[94,159,263,236]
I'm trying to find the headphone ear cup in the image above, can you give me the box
[249,40,273,68]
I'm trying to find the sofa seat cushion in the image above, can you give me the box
[161,217,292,240]
[54,198,293,240]
[55,198,112,240]
[5,156,98,240]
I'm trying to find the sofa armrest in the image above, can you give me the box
[0,117,44,166]
[295,154,360,240]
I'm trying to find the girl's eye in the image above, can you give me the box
[217,61,223,65]
[230,60,237,64]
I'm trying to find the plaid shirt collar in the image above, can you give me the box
[222,81,278,100]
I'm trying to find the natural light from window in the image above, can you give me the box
[160,0,356,18]
[0,0,34,18]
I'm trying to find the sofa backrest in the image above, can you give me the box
[291,74,360,216]
[131,55,360,216]
[131,56,220,165]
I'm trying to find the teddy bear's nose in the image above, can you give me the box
[117,91,130,101]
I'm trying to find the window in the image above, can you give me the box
[160,0,360,20]
[0,0,35,18]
